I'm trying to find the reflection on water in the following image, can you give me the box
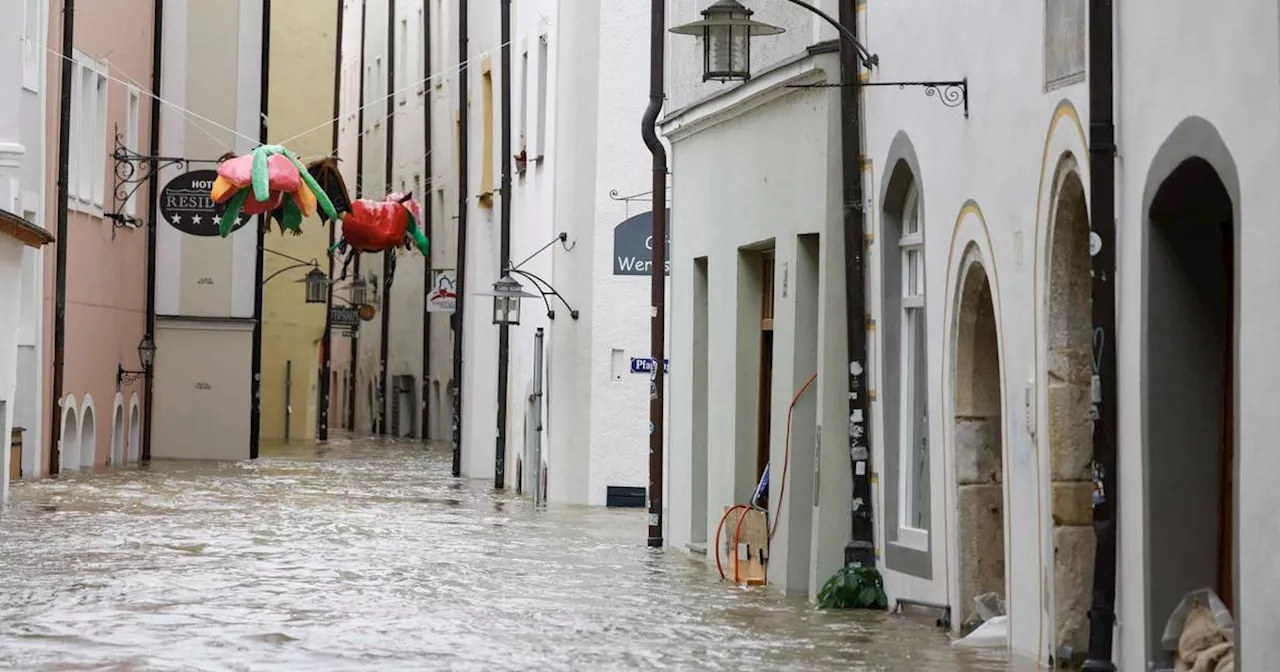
[0,436,1011,671]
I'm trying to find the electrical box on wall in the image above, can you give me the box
[611,348,625,382]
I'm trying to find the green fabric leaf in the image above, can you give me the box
[283,193,302,232]
[219,189,248,237]
[404,210,430,256]
[251,148,270,202]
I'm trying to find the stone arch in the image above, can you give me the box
[1042,152,1094,657]
[949,242,1008,631]
[877,130,933,578]
[79,394,98,469]
[111,393,125,466]
[128,393,141,462]
[1141,117,1240,663]
[59,395,79,472]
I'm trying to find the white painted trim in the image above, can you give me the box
[59,394,79,471]
[128,392,141,462]
[659,58,831,144]
[79,393,98,469]
[156,317,256,332]
[111,392,125,466]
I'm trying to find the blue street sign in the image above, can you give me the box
[629,358,670,374]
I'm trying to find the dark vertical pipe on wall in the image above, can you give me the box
[1082,0,1118,669]
[641,0,667,547]
[284,360,292,441]
[142,0,164,462]
[48,0,75,475]
[494,0,512,489]
[378,0,396,435]
[349,0,368,432]
[837,0,874,569]
[421,2,434,441]
[319,0,345,442]
[249,0,271,460]
[451,0,469,477]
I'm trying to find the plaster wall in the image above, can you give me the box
[660,54,846,596]
[42,0,156,471]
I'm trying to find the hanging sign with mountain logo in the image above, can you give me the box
[159,169,252,237]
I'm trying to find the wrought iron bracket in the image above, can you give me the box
[108,125,221,230]
[117,364,147,387]
[505,268,580,321]
[788,78,969,118]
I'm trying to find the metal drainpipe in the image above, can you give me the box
[349,0,368,433]
[141,0,163,462]
[1082,0,1118,669]
[319,0,345,442]
[836,0,874,568]
[378,0,396,436]
[494,0,512,489]
[48,0,75,475]
[284,360,292,441]
[451,0,470,478]
[421,0,434,442]
[249,0,271,460]
[641,0,668,548]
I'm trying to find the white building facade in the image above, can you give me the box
[449,0,660,506]
[662,0,1279,669]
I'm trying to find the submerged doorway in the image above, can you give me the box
[756,250,776,506]
[1145,156,1236,659]
[952,256,1006,623]
[1045,160,1094,655]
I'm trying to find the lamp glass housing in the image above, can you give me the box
[137,336,156,370]
[303,268,329,304]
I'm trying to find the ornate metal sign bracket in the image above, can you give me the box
[788,78,969,118]
[108,124,220,232]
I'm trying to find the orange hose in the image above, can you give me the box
[770,372,818,541]
[713,504,751,580]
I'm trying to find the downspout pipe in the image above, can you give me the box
[494,0,512,489]
[421,0,434,441]
[642,0,667,548]
[451,0,470,477]
[319,0,345,442]
[48,0,75,475]
[1082,0,1118,669]
[379,0,396,435]
[836,0,874,568]
[142,0,163,462]
[349,0,368,432]
[249,0,271,460]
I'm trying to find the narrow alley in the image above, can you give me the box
[0,436,1008,670]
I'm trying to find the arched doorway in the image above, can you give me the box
[59,397,79,472]
[79,402,97,469]
[1145,156,1235,658]
[111,403,125,466]
[1045,157,1094,654]
[953,254,1007,624]
[129,402,141,462]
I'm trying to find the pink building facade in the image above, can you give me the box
[41,0,156,474]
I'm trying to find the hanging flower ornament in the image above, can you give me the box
[209,144,338,237]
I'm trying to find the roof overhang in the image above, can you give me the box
[0,209,54,248]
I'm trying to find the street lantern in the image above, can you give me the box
[300,267,329,304]
[671,0,784,82]
[137,335,156,371]
[478,274,540,326]
[350,278,368,306]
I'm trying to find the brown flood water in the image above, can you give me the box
[0,435,1013,671]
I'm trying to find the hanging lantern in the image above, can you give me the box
[480,274,540,326]
[670,0,784,82]
[300,267,329,304]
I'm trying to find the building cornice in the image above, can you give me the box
[156,315,257,332]
[659,49,835,144]
[0,208,54,248]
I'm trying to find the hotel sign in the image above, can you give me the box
[159,169,251,237]
[612,210,671,276]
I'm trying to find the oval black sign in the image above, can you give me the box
[159,169,251,237]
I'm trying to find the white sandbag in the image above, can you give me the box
[953,615,1009,648]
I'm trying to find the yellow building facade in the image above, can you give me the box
[260,0,340,442]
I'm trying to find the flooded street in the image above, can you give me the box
[0,436,1010,671]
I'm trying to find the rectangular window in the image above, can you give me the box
[479,62,494,207]
[77,62,94,203]
[92,71,108,208]
[67,51,108,213]
[22,0,39,91]
[398,19,408,105]
[1045,0,1086,89]
[519,50,529,155]
[897,183,928,547]
[125,88,141,215]
[433,0,444,88]
[534,35,548,159]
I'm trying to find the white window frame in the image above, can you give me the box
[534,34,548,161]
[68,50,108,217]
[124,87,141,216]
[22,0,41,92]
[896,181,929,551]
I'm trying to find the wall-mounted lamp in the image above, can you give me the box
[118,335,156,387]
